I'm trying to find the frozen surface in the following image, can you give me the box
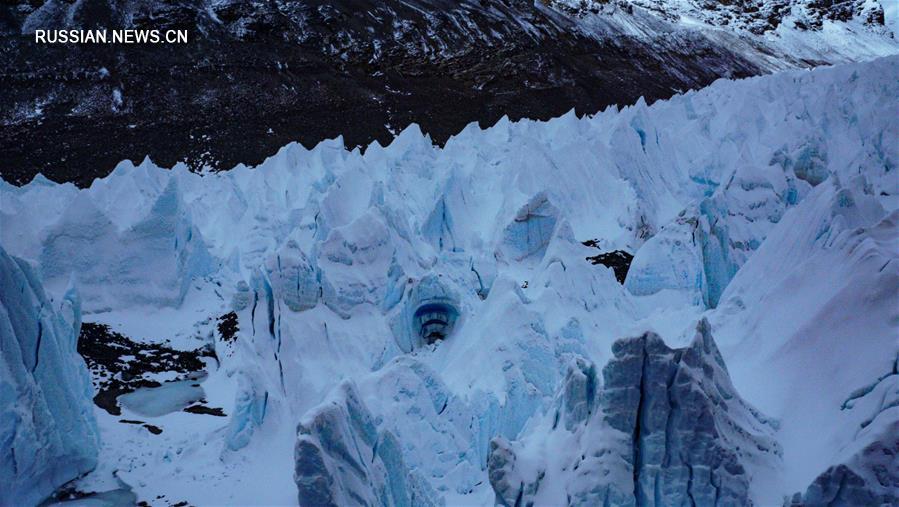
[117,379,205,418]
[0,56,896,505]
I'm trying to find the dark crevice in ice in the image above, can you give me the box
[632,344,649,506]
[32,315,43,374]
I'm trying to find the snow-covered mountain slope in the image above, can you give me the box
[710,176,899,499]
[2,0,897,186]
[0,246,99,505]
[0,56,897,505]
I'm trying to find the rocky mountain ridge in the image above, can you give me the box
[1,0,895,186]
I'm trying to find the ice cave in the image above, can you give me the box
[414,302,458,344]
[406,274,461,348]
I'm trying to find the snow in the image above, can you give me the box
[710,175,899,498]
[1,56,897,505]
[551,0,898,69]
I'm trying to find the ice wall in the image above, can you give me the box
[29,178,215,309]
[293,381,441,507]
[0,246,99,506]
[487,320,781,506]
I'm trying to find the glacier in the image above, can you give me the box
[293,380,441,507]
[487,319,781,507]
[0,246,99,505]
[0,56,896,505]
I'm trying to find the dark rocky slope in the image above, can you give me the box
[0,0,891,186]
